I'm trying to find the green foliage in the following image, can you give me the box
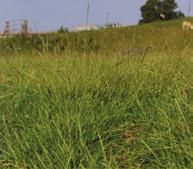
[139,0,184,24]
[57,26,69,33]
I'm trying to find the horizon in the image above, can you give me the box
[0,0,192,32]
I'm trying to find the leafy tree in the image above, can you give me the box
[57,26,69,33]
[161,0,177,19]
[139,0,184,24]
[139,0,161,24]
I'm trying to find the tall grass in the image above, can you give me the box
[0,49,193,168]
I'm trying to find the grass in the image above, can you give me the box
[0,19,193,168]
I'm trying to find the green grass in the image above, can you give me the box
[0,52,193,169]
[0,19,193,169]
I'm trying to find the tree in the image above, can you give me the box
[139,0,184,24]
[139,0,161,24]
[161,0,177,19]
[57,26,69,33]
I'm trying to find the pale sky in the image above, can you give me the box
[0,0,191,32]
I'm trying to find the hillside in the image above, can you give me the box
[0,18,193,55]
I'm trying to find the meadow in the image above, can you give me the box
[0,19,193,169]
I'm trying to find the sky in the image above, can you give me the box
[0,0,191,32]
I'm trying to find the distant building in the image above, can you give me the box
[72,25,97,32]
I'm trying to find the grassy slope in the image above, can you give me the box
[2,18,193,55]
[0,19,193,169]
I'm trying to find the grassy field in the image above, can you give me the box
[0,19,193,169]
